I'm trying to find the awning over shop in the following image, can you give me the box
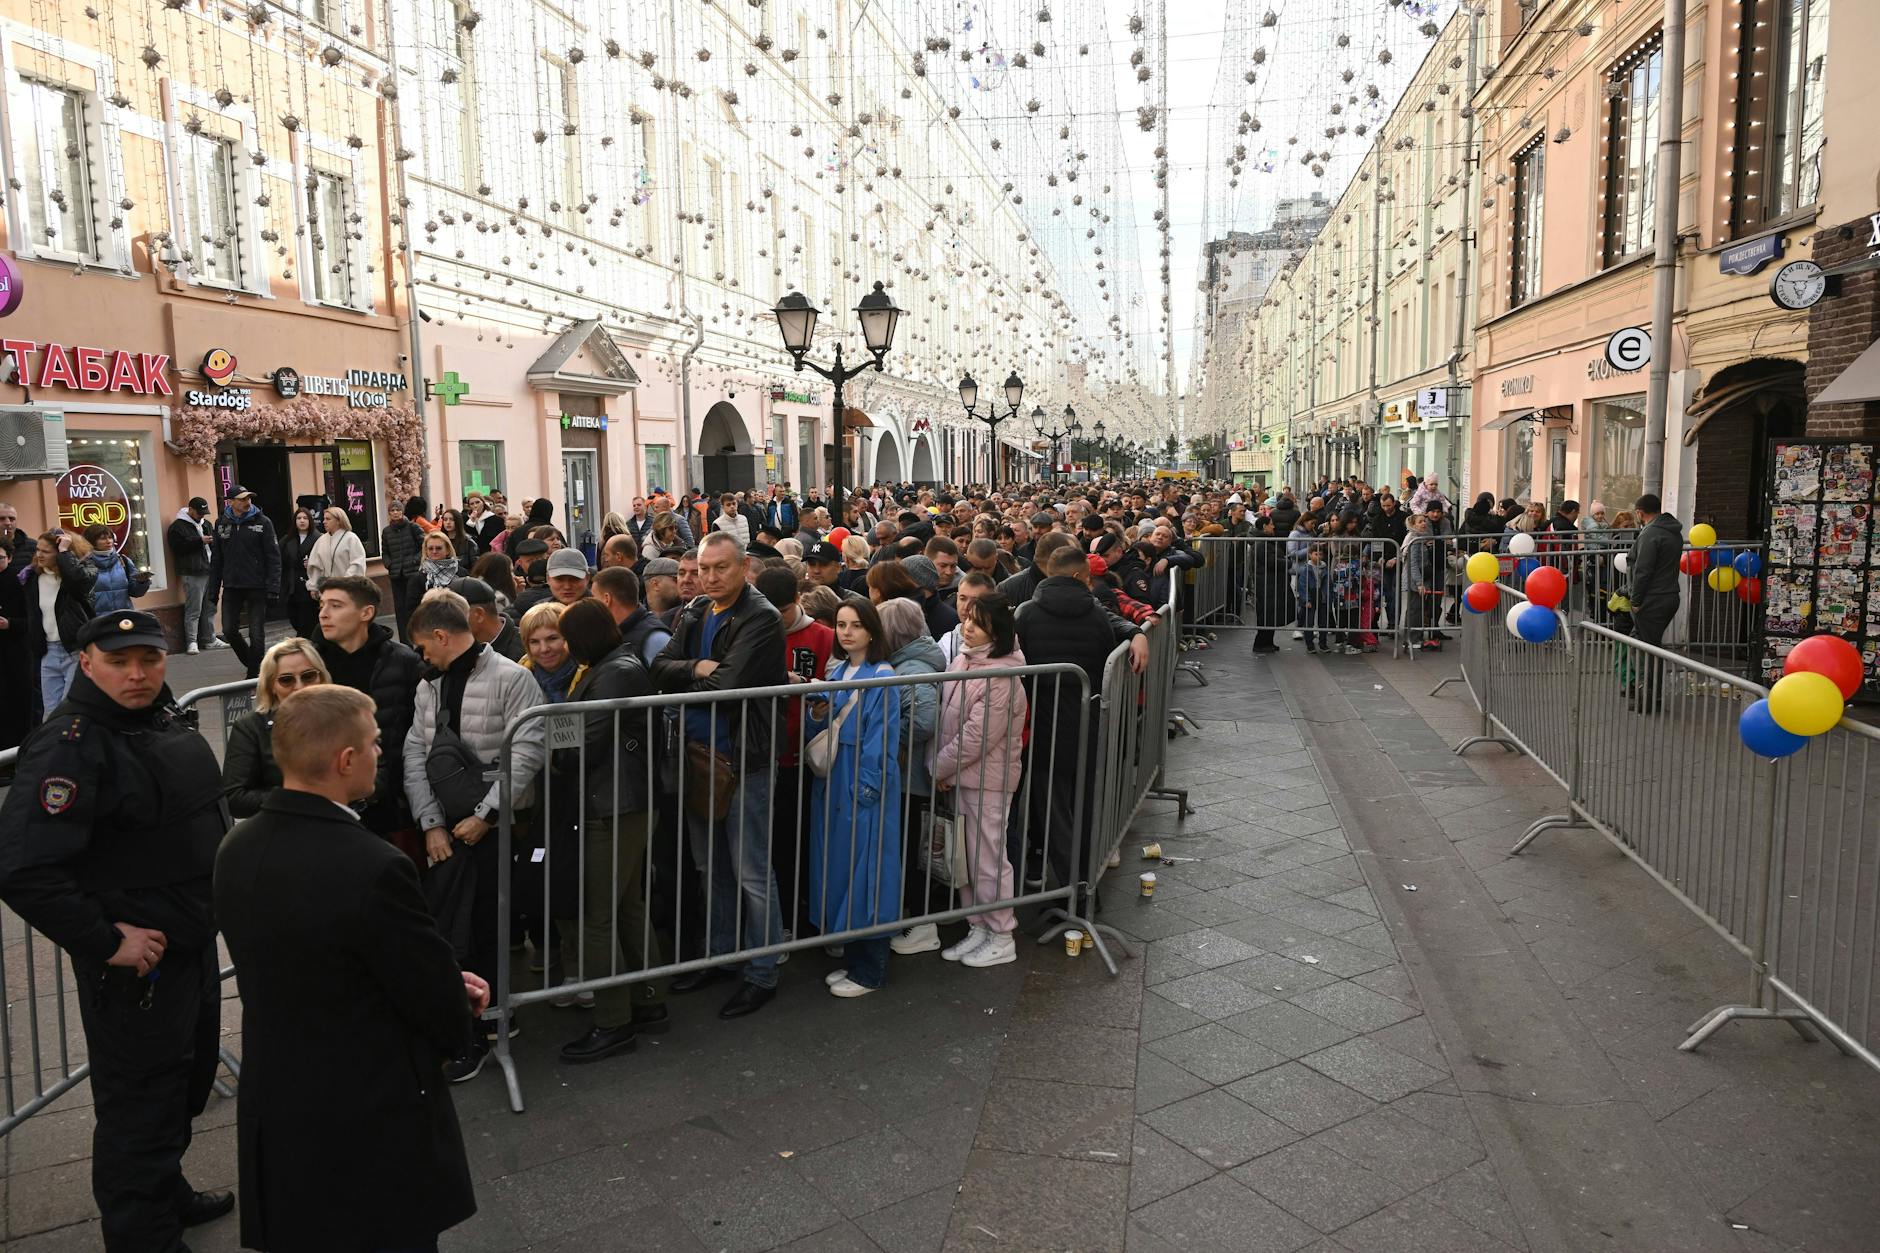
[1000,436,1043,460]
[842,406,874,429]
[1480,405,1571,432]
[1683,364,1807,445]
[1814,338,1880,407]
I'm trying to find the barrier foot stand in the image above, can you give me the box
[212,1046,242,1099]
[1453,733,1519,756]
[1148,771,1193,818]
[1679,1004,1844,1054]
[1033,909,1131,977]
[492,1010,526,1113]
[1176,659,1209,687]
[1429,673,1466,696]
[1509,814,1583,856]
[1168,709,1201,738]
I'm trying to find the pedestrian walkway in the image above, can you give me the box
[7,639,1880,1250]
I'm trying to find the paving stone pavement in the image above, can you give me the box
[8,635,1880,1250]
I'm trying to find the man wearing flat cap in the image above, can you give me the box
[0,611,233,1251]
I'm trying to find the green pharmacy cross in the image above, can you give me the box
[432,371,469,405]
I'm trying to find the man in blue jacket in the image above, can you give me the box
[207,486,280,679]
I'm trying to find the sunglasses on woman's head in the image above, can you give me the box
[275,670,323,689]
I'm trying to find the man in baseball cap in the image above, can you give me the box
[802,541,864,603]
[545,547,590,606]
[447,577,523,660]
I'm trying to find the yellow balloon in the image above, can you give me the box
[1465,551,1500,584]
[1688,523,1717,548]
[1768,671,1844,737]
[1707,567,1741,593]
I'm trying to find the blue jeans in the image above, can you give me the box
[845,936,891,990]
[40,641,76,714]
[684,768,782,989]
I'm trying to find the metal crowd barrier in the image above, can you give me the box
[486,663,1094,1113]
[0,679,253,1138]
[1188,535,1403,652]
[1084,584,1193,922]
[1449,600,1880,1071]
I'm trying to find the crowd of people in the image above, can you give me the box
[0,465,1701,1251]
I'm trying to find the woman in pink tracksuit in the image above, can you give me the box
[931,594,1029,969]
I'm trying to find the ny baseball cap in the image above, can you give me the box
[805,541,843,564]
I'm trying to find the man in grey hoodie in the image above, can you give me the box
[1625,494,1683,713]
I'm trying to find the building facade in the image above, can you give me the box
[0,0,413,635]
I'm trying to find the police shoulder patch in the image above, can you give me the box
[40,776,78,815]
[58,716,89,743]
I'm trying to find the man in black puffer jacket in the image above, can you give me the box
[1015,546,1147,916]
[380,500,426,642]
[314,576,423,835]
[208,486,280,678]
[1624,494,1683,713]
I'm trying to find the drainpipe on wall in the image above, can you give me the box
[1446,4,1482,499]
[1642,0,1687,498]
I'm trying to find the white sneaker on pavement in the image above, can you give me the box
[828,976,876,998]
[890,923,941,955]
[209,637,232,649]
[824,968,849,987]
[961,933,1017,968]
[186,643,199,655]
[942,925,990,962]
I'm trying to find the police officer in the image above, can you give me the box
[0,610,233,1251]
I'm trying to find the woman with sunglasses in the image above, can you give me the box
[222,637,331,818]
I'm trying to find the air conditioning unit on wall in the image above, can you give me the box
[0,407,70,478]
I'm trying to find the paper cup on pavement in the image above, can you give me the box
[1142,842,1163,860]
[1140,872,1158,898]
[1064,930,1084,956]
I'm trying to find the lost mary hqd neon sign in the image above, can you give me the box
[0,339,173,395]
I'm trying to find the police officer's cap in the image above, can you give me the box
[75,610,167,653]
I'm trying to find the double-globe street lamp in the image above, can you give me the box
[1032,404,1080,486]
[958,371,1023,489]
[773,281,903,527]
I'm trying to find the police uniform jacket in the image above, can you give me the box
[0,672,223,963]
[215,789,477,1252]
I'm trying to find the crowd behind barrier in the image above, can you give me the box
[1450,585,1880,1072]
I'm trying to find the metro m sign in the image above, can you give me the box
[0,340,173,396]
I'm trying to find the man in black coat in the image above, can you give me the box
[1015,547,1147,914]
[315,576,422,835]
[651,532,787,1019]
[216,684,481,1253]
[208,485,280,678]
[1625,494,1683,712]
[380,499,427,642]
[0,611,233,1251]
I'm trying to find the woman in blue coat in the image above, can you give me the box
[807,598,903,999]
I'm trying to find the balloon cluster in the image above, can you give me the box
[1459,539,1557,641]
[1739,635,1863,758]
[1683,524,1763,602]
[1462,549,1501,613]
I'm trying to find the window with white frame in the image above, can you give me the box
[429,0,478,189]
[1509,136,1545,306]
[539,54,578,226]
[1602,35,1662,264]
[178,131,247,288]
[14,78,101,262]
[304,168,356,307]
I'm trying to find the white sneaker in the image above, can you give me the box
[186,642,199,656]
[550,978,594,1009]
[943,925,991,961]
[828,976,876,998]
[962,933,1017,968]
[824,968,849,987]
[891,923,941,955]
[1292,631,1305,640]
[209,637,232,649]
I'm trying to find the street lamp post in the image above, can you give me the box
[1033,404,1078,487]
[774,282,903,529]
[959,371,1023,490]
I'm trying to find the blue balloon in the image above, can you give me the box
[1515,603,1557,642]
[1739,698,1806,758]
[1709,546,1736,568]
[1514,556,1540,580]
[1733,551,1762,578]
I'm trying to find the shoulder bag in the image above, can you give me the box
[804,686,861,779]
[424,685,491,826]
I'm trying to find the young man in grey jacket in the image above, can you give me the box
[402,590,545,1082]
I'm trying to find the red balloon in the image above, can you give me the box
[1679,550,1708,576]
[1524,565,1567,609]
[826,527,851,547]
[1464,582,1501,613]
[1785,634,1865,700]
[1735,576,1763,605]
